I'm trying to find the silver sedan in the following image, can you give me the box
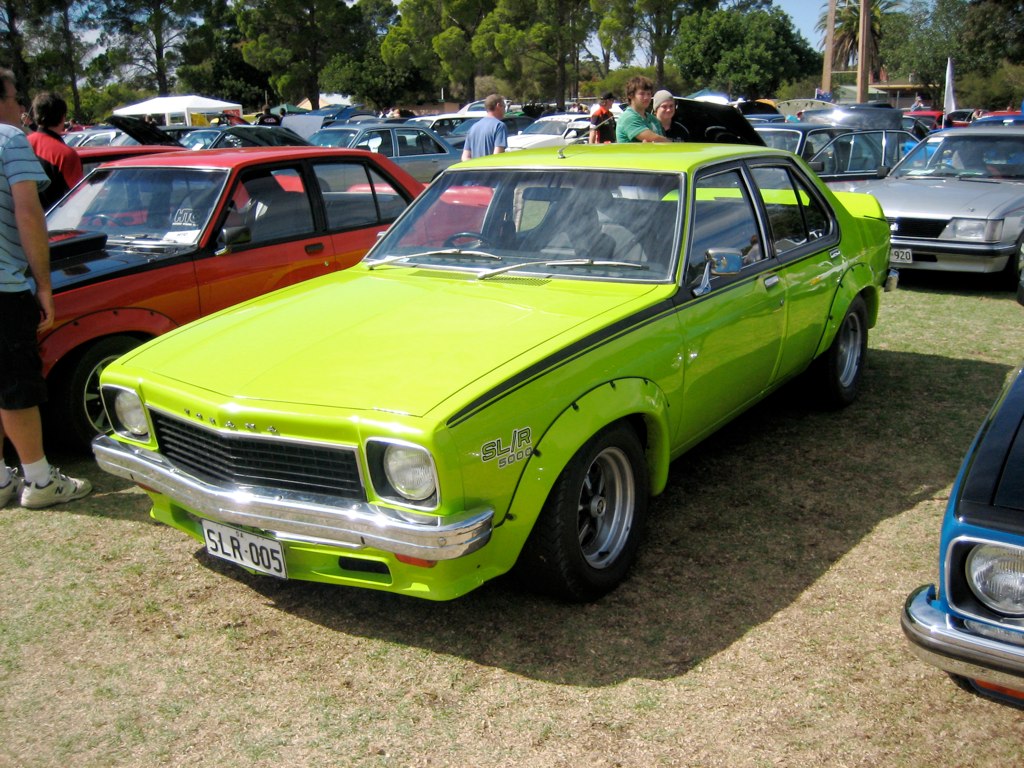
[849,127,1024,286]
[309,122,460,182]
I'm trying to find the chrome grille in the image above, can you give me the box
[151,411,365,500]
[889,217,949,238]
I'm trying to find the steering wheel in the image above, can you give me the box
[444,231,495,248]
[87,214,124,227]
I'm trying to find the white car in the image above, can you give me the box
[506,114,592,151]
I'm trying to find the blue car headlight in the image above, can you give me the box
[967,543,1024,616]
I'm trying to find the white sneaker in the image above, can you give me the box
[0,468,23,507]
[20,467,93,509]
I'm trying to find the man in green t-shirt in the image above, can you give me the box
[615,76,669,144]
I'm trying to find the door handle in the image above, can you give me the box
[764,274,780,288]
[305,242,325,254]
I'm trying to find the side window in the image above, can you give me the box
[749,165,833,257]
[397,129,442,156]
[231,167,314,245]
[356,130,394,157]
[687,168,764,285]
[846,132,883,172]
[313,162,409,230]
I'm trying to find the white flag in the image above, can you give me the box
[944,57,957,115]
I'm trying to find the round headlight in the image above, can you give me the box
[113,389,149,437]
[383,444,436,502]
[967,544,1024,616]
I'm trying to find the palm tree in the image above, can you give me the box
[817,0,901,80]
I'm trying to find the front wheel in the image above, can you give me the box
[50,335,142,450]
[811,296,867,409]
[1001,235,1024,291]
[515,422,649,602]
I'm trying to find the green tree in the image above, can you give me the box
[237,0,362,108]
[879,0,967,95]
[964,0,1024,68]
[474,0,595,106]
[382,0,496,104]
[321,0,433,110]
[177,0,271,108]
[98,0,198,93]
[1,0,35,98]
[672,7,818,98]
[27,0,103,119]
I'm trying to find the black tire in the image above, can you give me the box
[516,422,648,602]
[812,295,867,409]
[1001,235,1024,291]
[50,336,142,450]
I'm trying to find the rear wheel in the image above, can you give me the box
[50,336,142,450]
[812,295,867,408]
[516,422,648,602]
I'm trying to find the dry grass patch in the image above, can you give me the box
[2,272,1024,767]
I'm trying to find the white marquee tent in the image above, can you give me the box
[112,95,243,126]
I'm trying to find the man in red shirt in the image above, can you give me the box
[589,92,617,144]
[27,92,82,209]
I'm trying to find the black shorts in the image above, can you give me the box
[0,291,47,410]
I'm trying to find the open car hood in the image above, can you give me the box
[675,99,765,146]
[108,115,184,147]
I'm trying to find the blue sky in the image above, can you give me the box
[774,0,824,51]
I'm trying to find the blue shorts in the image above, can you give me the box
[0,291,47,410]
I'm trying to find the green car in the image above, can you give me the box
[93,143,891,601]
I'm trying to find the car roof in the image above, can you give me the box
[88,146,405,170]
[317,121,427,131]
[455,142,788,171]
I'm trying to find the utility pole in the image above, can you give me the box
[857,0,870,102]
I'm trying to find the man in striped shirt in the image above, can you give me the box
[0,67,91,509]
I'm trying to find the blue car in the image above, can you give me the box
[903,363,1024,707]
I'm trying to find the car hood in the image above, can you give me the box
[121,267,664,418]
[851,176,1024,218]
[49,230,196,291]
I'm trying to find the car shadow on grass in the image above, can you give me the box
[170,347,1014,686]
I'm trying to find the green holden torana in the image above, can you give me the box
[93,136,892,602]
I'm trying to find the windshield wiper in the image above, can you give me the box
[477,258,647,280]
[367,248,501,270]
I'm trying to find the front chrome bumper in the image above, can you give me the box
[93,434,494,560]
[902,584,1024,690]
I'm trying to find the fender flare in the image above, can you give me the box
[490,377,672,565]
[814,263,880,358]
[40,308,179,378]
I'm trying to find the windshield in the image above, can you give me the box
[309,128,359,148]
[892,133,1024,180]
[47,167,228,246]
[367,168,682,282]
[756,129,800,153]
[179,130,220,150]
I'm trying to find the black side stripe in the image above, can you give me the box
[445,298,678,428]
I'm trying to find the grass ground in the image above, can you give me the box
[2,273,1023,767]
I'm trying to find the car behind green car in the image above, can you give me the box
[93,143,891,601]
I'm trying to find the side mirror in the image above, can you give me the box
[693,249,744,297]
[216,225,251,255]
[876,166,890,178]
[809,160,824,172]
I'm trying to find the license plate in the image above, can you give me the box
[890,247,913,264]
[202,519,287,578]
